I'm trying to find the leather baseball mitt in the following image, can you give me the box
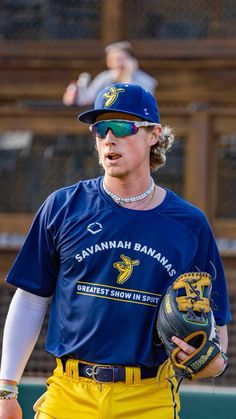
[157,272,221,380]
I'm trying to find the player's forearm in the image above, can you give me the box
[193,353,225,379]
[0,288,50,382]
[219,325,228,353]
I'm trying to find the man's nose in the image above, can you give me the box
[105,129,116,144]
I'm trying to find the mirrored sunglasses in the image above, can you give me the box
[89,120,158,139]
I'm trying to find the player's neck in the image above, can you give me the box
[103,175,166,210]
[103,174,152,198]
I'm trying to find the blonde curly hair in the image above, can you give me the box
[150,125,175,172]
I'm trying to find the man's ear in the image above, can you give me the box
[148,125,162,146]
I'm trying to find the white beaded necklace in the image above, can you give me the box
[102,178,155,205]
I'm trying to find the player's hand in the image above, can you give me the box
[172,336,225,378]
[62,82,78,105]
[0,399,22,419]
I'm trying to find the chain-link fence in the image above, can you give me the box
[125,0,236,39]
[0,132,100,213]
[1,0,236,40]
[216,133,236,218]
[0,0,102,40]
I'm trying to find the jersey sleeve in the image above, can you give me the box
[6,194,59,297]
[186,216,231,326]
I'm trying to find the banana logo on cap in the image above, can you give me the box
[102,86,125,107]
[113,254,140,284]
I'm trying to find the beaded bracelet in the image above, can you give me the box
[0,384,18,400]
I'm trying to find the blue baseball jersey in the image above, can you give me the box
[6,177,231,367]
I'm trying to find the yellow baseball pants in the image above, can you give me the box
[34,358,180,419]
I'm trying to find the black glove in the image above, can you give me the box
[157,272,221,380]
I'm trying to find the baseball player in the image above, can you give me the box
[0,83,231,419]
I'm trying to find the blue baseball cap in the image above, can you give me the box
[78,83,160,124]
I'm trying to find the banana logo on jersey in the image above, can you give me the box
[113,254,140,284]
[102,86,125,107]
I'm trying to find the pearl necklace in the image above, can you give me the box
[102,178,155,205]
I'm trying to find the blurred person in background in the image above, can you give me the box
[63,41,158,106]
